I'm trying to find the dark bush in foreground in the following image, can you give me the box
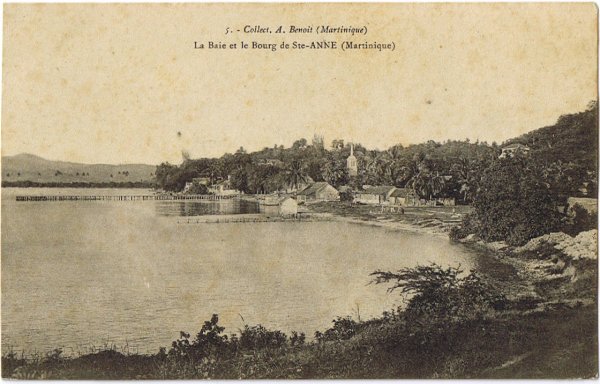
[371,264,507,321]
[449,213,480,241]
[240,324,288,350]
[315,316,358,342]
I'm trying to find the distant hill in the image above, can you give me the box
[503,101,598,171]
[2,154,157,184]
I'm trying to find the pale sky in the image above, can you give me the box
[2,3,597,165]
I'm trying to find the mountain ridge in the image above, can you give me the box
[2,153,157,184]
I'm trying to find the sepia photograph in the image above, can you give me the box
[1,3,598,379]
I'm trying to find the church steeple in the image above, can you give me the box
[347,143,358,177]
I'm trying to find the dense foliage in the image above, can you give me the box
[155,136,499,202]
[450,102,598,244]
[469,154,564,245]
[505,100,598,185]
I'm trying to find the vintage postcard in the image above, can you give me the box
[1,3,598,379]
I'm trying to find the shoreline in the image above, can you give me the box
[331,215,451,239]
[175,212,334,224]
[305,201,463,239]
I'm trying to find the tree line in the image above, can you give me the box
[155,102,597,206]
[156,135,501,203]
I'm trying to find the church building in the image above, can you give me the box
[347,143,358,177]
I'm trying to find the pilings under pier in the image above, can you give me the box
[15,194,241,202]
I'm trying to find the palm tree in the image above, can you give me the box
[426,172,446,200]
[451,157,473,202]
[382,145,405,184]
[206,161,223,185]
[321,159,348,187]
[408,170,445,200]
[408,171,427,198]
[285,160,309,190]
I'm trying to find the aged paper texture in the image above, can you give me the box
[2,3,598,379]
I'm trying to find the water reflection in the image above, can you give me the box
[155,199,260,217]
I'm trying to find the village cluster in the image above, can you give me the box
[181,143,470,217]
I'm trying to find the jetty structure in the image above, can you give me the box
[15,194,240,202]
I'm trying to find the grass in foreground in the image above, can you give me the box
[3,306,596,379]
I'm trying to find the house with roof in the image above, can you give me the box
[296,182,339,202]
[354,186,397,204]
[389,188,419,206]
[209,176,241,196]
[499,143,530,159]
[282,176,314,194]
[183,177,211,194]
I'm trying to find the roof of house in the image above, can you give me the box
[192,177,210,184]
[567,197,598,213]
[390,188,414,197]
[297,181,336,196]
[258,159,285,167]
[359,186,396,195]
[503,143,530,150]
[279,197,298,205]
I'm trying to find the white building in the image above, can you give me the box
[499,143,530,159]
[279,197,299,216]
[347,143,358,177]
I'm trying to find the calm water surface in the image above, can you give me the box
[2,188,490,355]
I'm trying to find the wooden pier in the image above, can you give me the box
[15,194,240,202]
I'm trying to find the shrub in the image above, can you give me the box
[168,314,229,361]
[186,182,209,195]
[315,316,358,342]
[289,331,306,346]
[339,189,354,202]
[371,264,506,321]
[449,213,480,241]
[2,349,27,377]
[566,203,598,235]
[239,325,288,350]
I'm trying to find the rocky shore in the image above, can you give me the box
[309,201,597,307]
[457,229,597,307]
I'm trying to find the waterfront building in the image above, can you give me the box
[354,186,397,204]
[296,182,339,202]
[389,188,419,206]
